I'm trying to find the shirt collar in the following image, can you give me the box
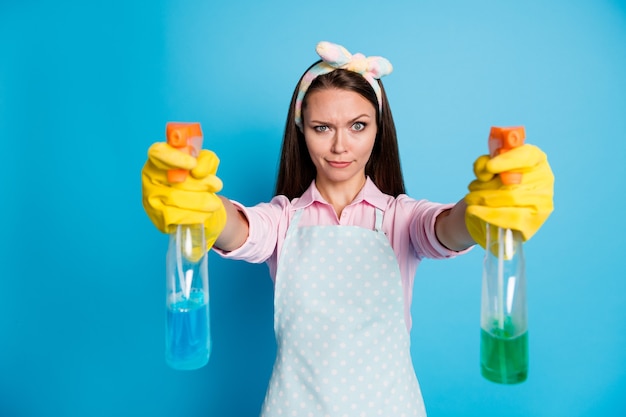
[292,177,389,211]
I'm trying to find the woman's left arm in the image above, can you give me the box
[435,199,475,251]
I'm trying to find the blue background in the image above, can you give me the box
[1,0,625,416]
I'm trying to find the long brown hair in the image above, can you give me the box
[275,62,406,199]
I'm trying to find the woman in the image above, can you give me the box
[142,41,554,416]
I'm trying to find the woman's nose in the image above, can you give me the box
[331,130,347,153]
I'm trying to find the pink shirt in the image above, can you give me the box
[215,178,470,330]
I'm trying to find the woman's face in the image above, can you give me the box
[302,88,377,192]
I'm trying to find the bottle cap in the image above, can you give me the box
[166,122,203,183]
[488,126,525,185]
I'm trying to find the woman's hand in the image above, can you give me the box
[141,142,227,250]
[464,144,555,248]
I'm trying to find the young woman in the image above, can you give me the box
[142,41,554,417]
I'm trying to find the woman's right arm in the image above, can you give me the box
[214,196,250,252]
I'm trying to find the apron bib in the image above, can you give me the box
[261,209,426,417]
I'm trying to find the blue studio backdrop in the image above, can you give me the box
[1,0,625,416]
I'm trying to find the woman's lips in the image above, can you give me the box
[327,161,351,168]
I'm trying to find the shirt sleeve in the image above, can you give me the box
[212,195,291,265]
[395,196,472,260]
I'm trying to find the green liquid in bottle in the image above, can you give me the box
[480,327,528,384]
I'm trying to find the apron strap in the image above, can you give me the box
[285,209,304,240]
[374,208,384,232]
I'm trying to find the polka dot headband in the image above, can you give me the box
[294,41,394,130]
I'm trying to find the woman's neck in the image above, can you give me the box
[316,176,367,218]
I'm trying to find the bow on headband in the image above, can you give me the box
[294,41,393,130]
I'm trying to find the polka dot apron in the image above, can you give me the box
[261,209,426,417]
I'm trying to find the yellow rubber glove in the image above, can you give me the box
[141,142,227,250]
[464,144,554,248]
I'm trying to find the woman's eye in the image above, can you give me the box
[352,122,366,131]
[314,125,329,132]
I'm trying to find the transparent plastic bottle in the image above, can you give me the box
[164,122,211,370]
[166,223,211,370]
[479,126,528,384]
[480,224,527,383]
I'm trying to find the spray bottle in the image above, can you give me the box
[164,122,211,370]
[479,126,528,384]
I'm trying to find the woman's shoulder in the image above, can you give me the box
[244,194,295,220]
[384,193,452,223]
[390,192,445,206]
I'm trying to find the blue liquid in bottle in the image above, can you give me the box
[166,289,211,370]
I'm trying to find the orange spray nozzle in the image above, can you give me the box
[488,126,525,185]
[165,122,203,183]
